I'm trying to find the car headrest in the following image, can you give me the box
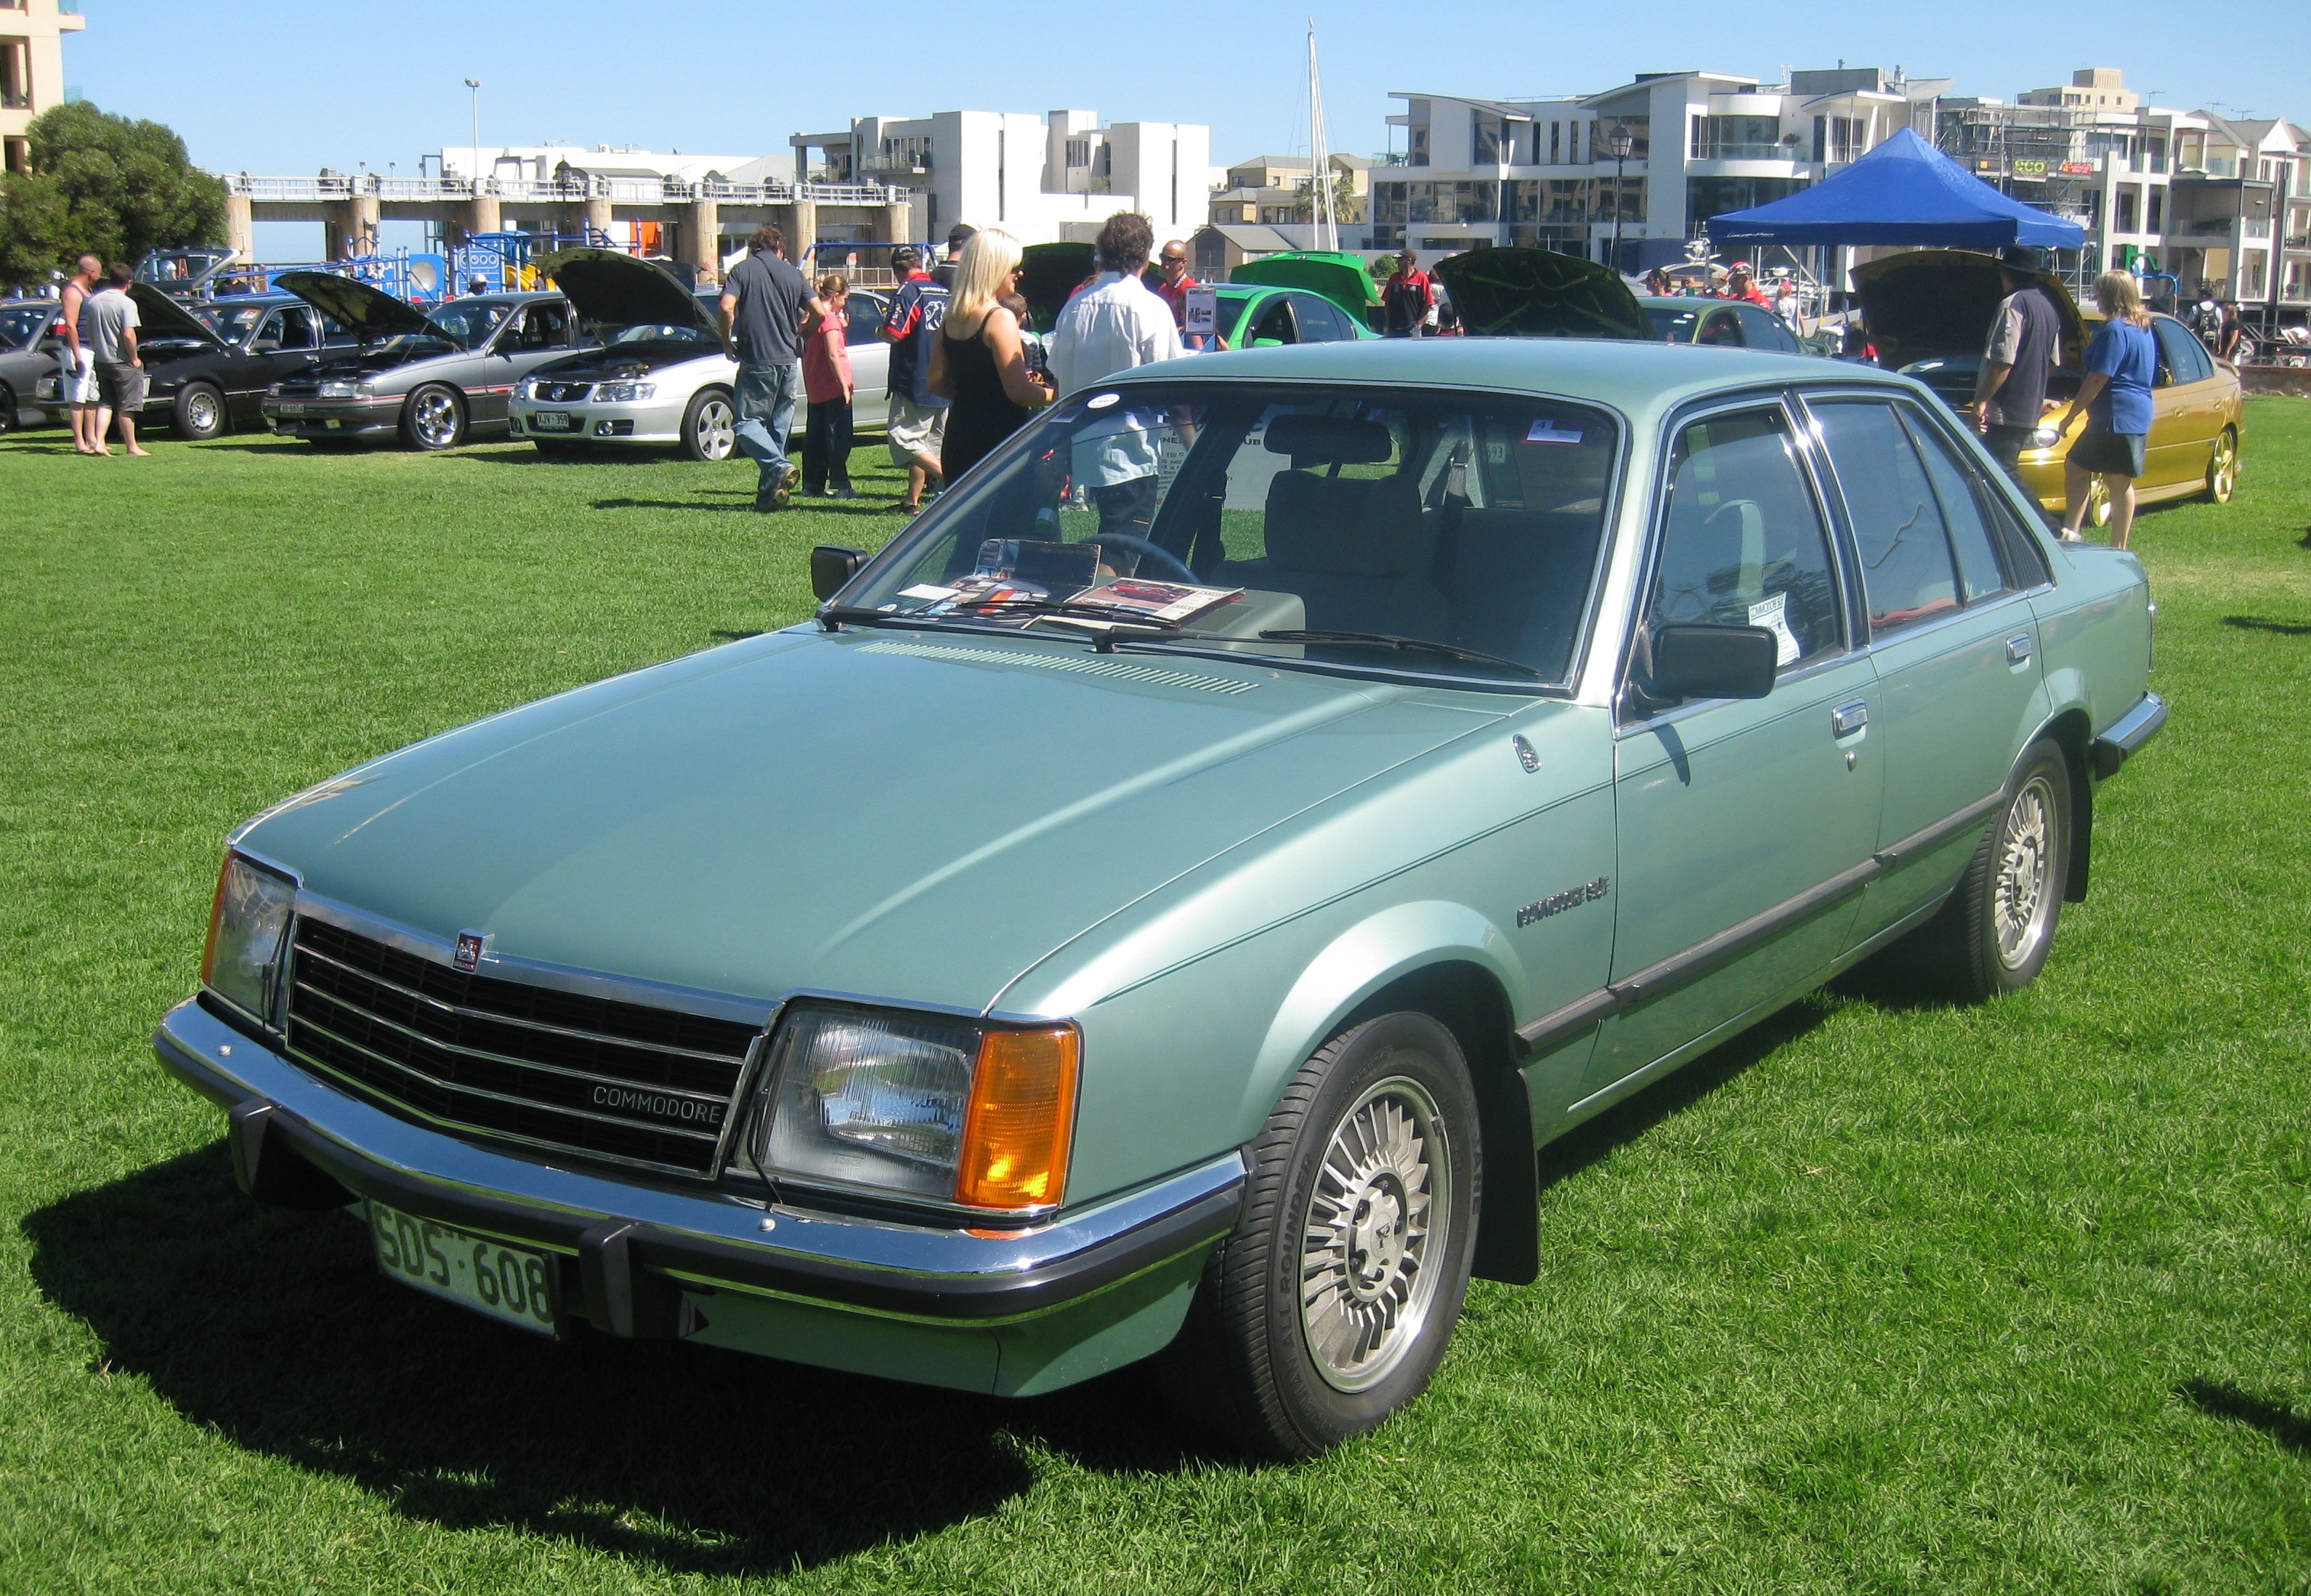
[1265,471,1424,578]
[1263,413,1393,464]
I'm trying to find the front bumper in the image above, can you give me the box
[155,997,1242,1395]
[264,395,402,438]
[509,397,685,446]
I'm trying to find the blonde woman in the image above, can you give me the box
[2057,271,2159,548]
[927,227,1052,484]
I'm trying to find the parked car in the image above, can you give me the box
[1207,283,1378,349]
[0,299,65,432]
[158,338,2163,1459]
[28,285,351,439]
[1226,251,1388,332]
[506,249,891,459]
[1637,295,1808,354]
[263,280,578,450]
[1853,251,2245,524]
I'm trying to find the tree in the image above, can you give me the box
[0,102,225,289]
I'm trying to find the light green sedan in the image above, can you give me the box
[158,337,2161,1458]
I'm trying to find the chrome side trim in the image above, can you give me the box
[2091,690,2168,779]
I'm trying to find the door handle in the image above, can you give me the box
[2006,632,2033,664]
[1832,700,1869,736]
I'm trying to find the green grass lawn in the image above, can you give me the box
[1,408,2307,1594]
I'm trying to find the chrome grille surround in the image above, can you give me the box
[282,912,768,1178]
[530,380,594,403]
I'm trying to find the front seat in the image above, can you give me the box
[1261,467,1449,638]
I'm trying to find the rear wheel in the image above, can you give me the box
[2204,426,2238,503]
[402,384,466,450]
[1155,1011,1480,1459]
[682,387,736,462]
[172,381,227,442]
[1901,739,2073,1001]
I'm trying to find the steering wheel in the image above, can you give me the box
[1094,534,1198,584]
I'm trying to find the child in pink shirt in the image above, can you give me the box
[801,275,856,497]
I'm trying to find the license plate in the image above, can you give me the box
[530,410,573,431]
[368,1199,559,1334]
[277,402,307,416]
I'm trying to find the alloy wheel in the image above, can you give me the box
[410,389,461,449]
[695,397,736,461]
[1298,1075,1452,1393]
[186,388,220,436]
[2208,432,2238,503]
[1994,775,2057,970]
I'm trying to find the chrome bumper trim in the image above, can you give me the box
[154,997,1243,1326]
[2091,690,2168,779]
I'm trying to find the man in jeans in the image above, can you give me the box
[85,262,149,458]
[1972,244,2062,488]
[719,224,825,511]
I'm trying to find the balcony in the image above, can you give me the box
[1,89,26,111]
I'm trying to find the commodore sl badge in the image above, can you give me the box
[453,931,487,973]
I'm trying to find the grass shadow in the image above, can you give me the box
[2178,1378,2311,1454]
[591,498,766,514]
[20,1144,1218,1574]
[2223,615,2311,637]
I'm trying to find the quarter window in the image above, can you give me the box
[2151,315,2211,385]
[1811,400,1961,632]
[1649,408,1842,668]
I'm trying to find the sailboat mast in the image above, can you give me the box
[1307,20,1337,251]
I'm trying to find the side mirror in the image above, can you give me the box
[251,337,281,352]
[811,545,867,601]
[1648,624,1778,701]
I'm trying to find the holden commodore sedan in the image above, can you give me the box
[157,338,2162,1458]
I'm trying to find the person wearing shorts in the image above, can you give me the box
[59,254,101,453]
[2057,270,2158,550]
[880,246,950,511]
[84,262,149,458]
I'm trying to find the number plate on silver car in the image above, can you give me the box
[367,1199,559,1334]
[530,410,574,431]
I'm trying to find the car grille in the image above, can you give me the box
[531,381,593,402]
[283,918,764,1175]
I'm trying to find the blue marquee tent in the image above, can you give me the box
[1708,128,2086,251]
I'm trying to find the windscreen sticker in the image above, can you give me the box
[899,584,958,601]
[1526,418,1584,445]
[1086,392,1120,409]
[1749,592,1801,666]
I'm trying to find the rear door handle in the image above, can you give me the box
[2007,632,2034,664]
[1832,700,1869,736]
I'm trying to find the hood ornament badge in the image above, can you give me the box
[453,930,487,973]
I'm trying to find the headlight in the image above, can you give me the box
[201,851,297,1026]
[514,377,537,400]
[36,376,58,400]
[316,380,366,400]
[594,381,655,403]
[754,1005,1079,1212]
[2030,425,2062,449]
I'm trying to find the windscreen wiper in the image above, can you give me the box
[1258,629,1545,680]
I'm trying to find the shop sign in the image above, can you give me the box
[2060,161,2095,176]
[2012,159,2048,178]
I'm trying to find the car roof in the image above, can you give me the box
[1107,336,1902,418]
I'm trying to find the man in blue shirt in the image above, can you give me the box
[719,224,825,512]
[2056,270,2159,550]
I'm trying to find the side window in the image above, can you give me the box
[1737,306,1796,352]
[1247,296,1297,346]
[2152,316,2209,385]
[844,292,887,346]
[275,306,316,349]
[1290,294,1350,341]
[320,315,357,346]
[1898,407,2012,604]
[1649,408,1843,668]
[518,302,571,349]
[1697,308,1745,347]
[1812,400,1960,632]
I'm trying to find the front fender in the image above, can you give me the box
[1239,899,1526,1132]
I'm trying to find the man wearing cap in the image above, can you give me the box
[1719,262,1770,307]
[1972,244,2063,487]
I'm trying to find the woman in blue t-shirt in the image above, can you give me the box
[2056,271,2159,549]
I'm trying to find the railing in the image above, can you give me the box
[218,171,906,207]
[1689,142,1791,162]
[2243,217,2272,239]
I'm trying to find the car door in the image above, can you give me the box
[1586,399,1880,1100]
[245,305,324,414]
[1244,293,1298,347]
[477,302,574,424]
[1286,292,1353,343]
[2149,315,2217,489]
[1805,393,2046,942]
[843,290,890,430]
[1736,304,1800,353]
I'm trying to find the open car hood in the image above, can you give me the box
[275,271,445,344]
[1228,252,1382,326]
[1433,248,1650,341]
[542,248,719,338]
[1021,243,1096,333]
[1850,250,2085,368]
[126,283,226,350]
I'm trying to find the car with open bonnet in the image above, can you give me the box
[158,334,2163,1457]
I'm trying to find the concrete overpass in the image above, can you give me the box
[219,171,918,280]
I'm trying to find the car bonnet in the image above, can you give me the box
[1433,247,1651,341]
[275,271,449,344]
[126,283,227,352]
[543,247,718,339]
[236,630,1512,1014]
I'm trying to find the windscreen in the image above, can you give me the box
[0,304,54,348]
[841,381,1620,688]
[195,304,268,342]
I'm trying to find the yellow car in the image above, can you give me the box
[1854,251,2243,525]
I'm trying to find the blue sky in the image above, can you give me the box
[56,0,2309,256]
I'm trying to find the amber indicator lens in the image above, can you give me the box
[954,1026,1080,1210]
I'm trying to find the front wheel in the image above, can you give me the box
[172,382,227,441]
[2205,426,2238,503]
[681,386,736,462]
[402,384,466,450]
[1155,1011,1480,1459]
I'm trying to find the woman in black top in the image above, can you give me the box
[928,227,1051,482]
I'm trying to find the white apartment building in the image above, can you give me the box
[1375,67,1943,272]
[1,0,86,175]
[790,110,1213,246]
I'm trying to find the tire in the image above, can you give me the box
[0,384,16,434]
[1907,739,2073,1001]
[1155,1011,1481,1459]
[402,384,466,451]
[172,382,227,442]
[2204,426,2238,504]
[681,386,737,462]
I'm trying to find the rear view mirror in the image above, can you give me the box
[811,545,866,601]
[1648,625,1778,701]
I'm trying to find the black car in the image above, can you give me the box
[30,286,352,440]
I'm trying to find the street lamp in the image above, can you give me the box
[1607,124,1636,275]
[464,78,483,179]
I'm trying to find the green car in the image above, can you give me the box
[1208,281,1376,347]
[1016,243,1375,349]
[159,337,2161,1458]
